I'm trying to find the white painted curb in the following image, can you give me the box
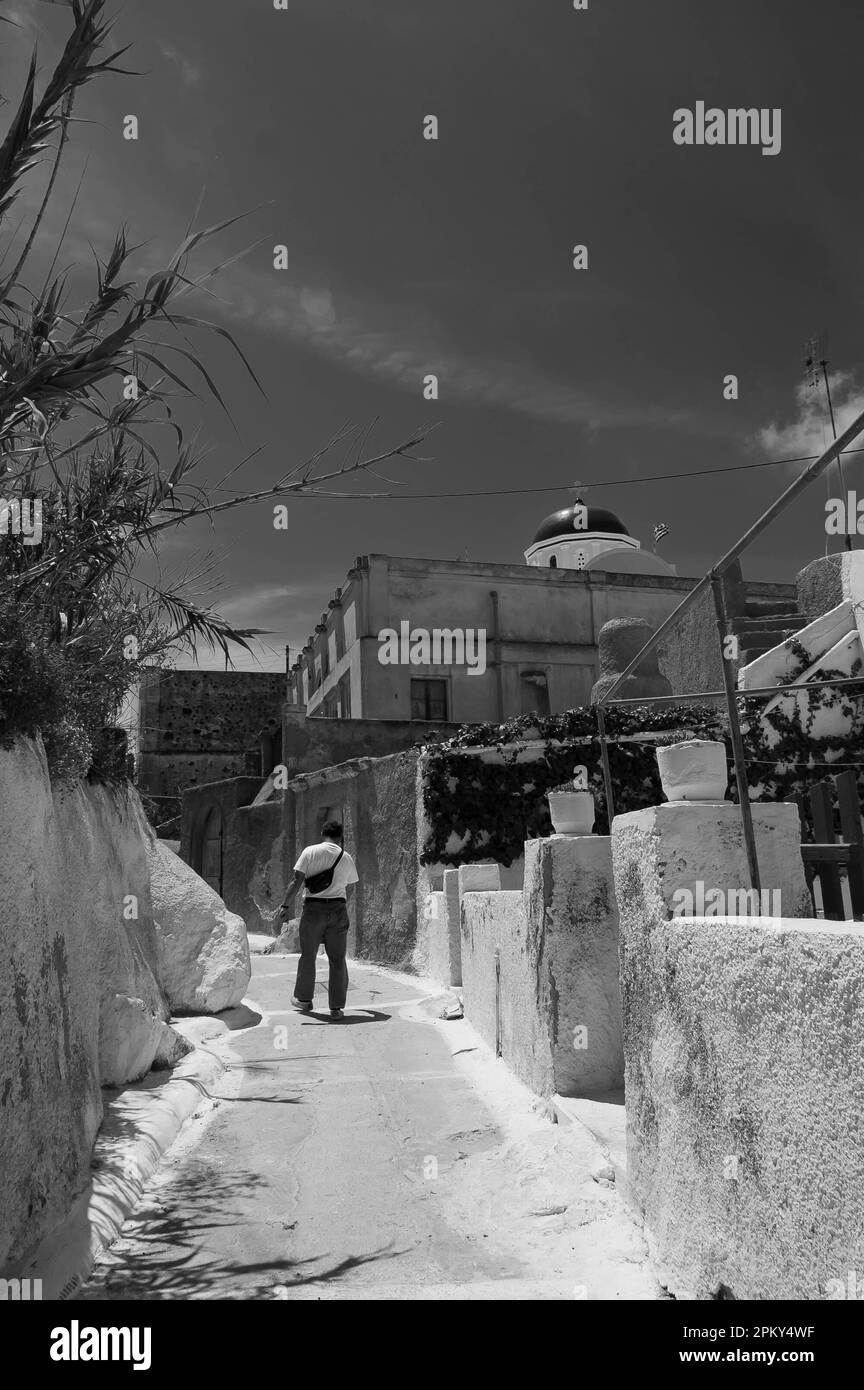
[13,1046,226,1300]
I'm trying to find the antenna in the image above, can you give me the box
[803,332,852,552]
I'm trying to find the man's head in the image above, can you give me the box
[321,819,343,843]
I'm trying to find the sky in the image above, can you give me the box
[4,0,864,670]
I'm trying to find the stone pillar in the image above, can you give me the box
[443,868,462,986]
[523,835,623,1097]
[611,800,811,1218]
[457,863,501,895]
[609,799,862,1300]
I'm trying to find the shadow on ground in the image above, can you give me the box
[75,1158,410,1300]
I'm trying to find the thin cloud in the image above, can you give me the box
[756,371,864,472]
[159,43,203,88]
[213,264,706,436]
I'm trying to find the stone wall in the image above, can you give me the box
[0,740,169,1269]
[283,707,462,777]
[460,837,624,1099]
[138,669,285,797]
[180,776,263,884]
[286,751,420,966]
[0,735,250,1273]
[656,561,752,697]
[223,801,286,938]
[609,799,864,1298]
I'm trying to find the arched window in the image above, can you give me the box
[549,554,558,568]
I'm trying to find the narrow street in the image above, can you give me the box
[77,956,657,1301]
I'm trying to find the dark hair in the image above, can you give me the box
[321,819,343,840]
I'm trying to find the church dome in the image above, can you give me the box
[531,502,630,545]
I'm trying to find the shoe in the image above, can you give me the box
[330,1008,344,1020]
[292,998,312,1013]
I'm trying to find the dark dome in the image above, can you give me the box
[531,503,630,545]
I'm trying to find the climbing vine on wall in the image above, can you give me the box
[419,704,725,867]
[419,685,864,869]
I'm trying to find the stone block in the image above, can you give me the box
[457,863,501,894]
[460,836,624,1099]
[609,800,863,1298]
[524,836,623,1096]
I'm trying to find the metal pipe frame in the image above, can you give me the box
[597,404,864,711]
[586,404,864,862]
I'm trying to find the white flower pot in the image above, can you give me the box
[547,790,595,835]
[656,739,728,803]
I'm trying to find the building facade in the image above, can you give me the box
[286,501,691,723]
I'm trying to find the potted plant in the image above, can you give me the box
[655,736,728,802]
[547,770,595,835]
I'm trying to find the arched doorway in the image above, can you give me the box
[200,806,223,897]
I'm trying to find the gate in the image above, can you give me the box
[200,806,223,898]
[795,770,864,922]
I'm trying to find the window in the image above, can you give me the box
[337,674,352,719]
[411,678,448,721]
[549,554,558,568]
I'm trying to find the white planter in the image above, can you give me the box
[547,790,595,835]
[656,739,728,803]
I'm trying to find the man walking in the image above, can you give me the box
[279,820,358,1019]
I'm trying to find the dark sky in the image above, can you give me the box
[4,0,864,669]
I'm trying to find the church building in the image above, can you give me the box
[287,498,687,724]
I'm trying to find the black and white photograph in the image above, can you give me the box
[0,0,862,1354]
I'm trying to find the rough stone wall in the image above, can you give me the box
[609,801,860,1298]
[460,837,624,1100]
[0,738,173,1270]
[138,669,284,796]
[283,751,419,967]
[797,554,844,621]
[616,913,864,1298]
[283,708,462,778]
[523,836,623,1096]
[223,802,286,936]
[460,891,535,1077]
[179,776,263,870]
[656,563,757,697]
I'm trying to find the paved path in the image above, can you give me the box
[77,956,657,1301]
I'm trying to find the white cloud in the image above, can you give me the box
[756,371,864,471]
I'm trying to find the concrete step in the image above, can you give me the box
[730,625,806,647]
[744,598,801,618]
[733,614,807,631]
[740,648,777,666]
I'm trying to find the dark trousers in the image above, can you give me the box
[294,898,350,1009]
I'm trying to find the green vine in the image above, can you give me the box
[419,683,864,868]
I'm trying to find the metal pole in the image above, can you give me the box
[596,703,616,828]
[711,573,761,893]
[598,402,864,708]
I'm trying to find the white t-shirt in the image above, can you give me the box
[294,841,359,900]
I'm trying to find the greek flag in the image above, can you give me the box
[653,521,670,544]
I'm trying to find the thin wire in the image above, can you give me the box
[301,446,864,501]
